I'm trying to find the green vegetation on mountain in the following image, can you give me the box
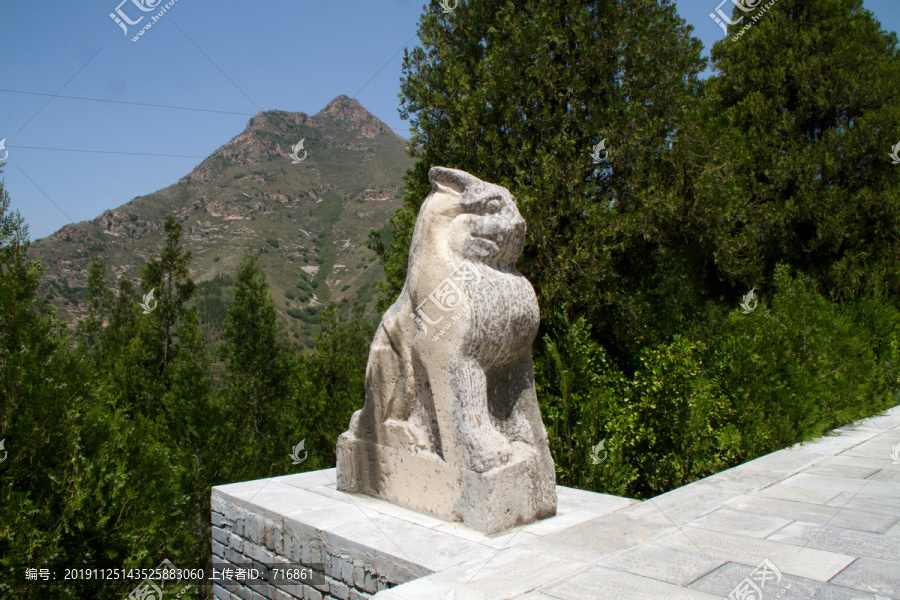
[30,95,415,350]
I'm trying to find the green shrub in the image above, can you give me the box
[536,266,900,500]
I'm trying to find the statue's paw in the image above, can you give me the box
[466,432,513,473]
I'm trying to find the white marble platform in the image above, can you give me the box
[212,405,900,600]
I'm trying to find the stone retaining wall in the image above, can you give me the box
[211,482,400,600]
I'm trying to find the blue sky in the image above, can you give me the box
[1,0,898,240]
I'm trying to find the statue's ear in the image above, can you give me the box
[429,166,474,196]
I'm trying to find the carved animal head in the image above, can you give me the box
[409,167,527,267]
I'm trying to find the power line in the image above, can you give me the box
[16,165,76,225]
[0,88,256,117]
[8,145,416,165]
[170,19,263,113]
[16,48,104,135]
[9,145,206,159]
[1,87,411,130]
[352,34,418,100]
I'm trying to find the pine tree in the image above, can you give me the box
[371,0,709,362]
[701,0,900,300]
[75,255,112,365]
[297,299,373,468]
[219,252,294,477]
[0,170,182,600]
[141,214,196,371]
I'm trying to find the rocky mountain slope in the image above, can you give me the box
[31,95,416,348]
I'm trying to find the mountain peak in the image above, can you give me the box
[317,95,367,119]
[316,95,390,138]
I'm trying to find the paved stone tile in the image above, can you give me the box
[327,512,496,575]
[792,429,882,456]
[512,509,614,537]
[239,482,337,521]
[277,470,339,490]
[597,542,723,586]
[621,481,732,526]
[430,523,539,550]
[308,486,449,530]
[518,510,676,563]
[689,562,868,599]
[652,526,855,581]
[690,507,792,538]
[376,547,590,600]
[214,478,272,499]
[867,468,900,484]
[283,504,369,540]
[840,442,900,461]
[756,481,844,504]
[805,462,882,479]
[725,494,898,533]
[781,472,871,493]
[767,521,900,562]
[539,565,722,600]
[827,492,900,516]
[829,557,900,598]
[822,454,892,468]
[554,486,638,516]
[886,522,900,537]
[721,447,824,482]
[785,473,900,498]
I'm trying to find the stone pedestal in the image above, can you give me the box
[336,437,557,536]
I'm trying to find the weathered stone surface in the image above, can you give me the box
[336,167,556,534]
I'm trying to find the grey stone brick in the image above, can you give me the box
[363,572,376,594]
[223,547,244,565]
[341,559,353,585]
[228,532,243,551]
[213,511,234,529]
[212,539,226,559]
[212,526,229,544]
[330,580,350,600]
[301,542,322,566]
[304,585,324,600]
[330,556,343,581]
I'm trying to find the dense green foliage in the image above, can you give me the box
[2,1,900,598]
[370,0,900,497]
[0,178,372,598]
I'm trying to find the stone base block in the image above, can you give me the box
[336,434,557,536]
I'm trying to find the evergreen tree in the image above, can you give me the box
[0,171,185,600]
[219,252,294,478]
[297,300,373,469]
[371,0,709,362]
[701,0,900,300]
[75,255,112,365]
[141,214,196,372]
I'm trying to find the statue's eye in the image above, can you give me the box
[486,199,501,214]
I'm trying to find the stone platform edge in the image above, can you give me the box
[210,468,638,600]
[211,406,899,600]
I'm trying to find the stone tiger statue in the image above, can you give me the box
[341,166,552,475]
